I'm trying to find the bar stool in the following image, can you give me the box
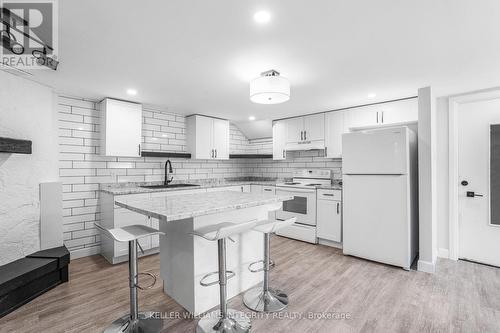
[95,223,165,333]
[193,220,260,333]
[243,217,297,313]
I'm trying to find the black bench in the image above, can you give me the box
[0,246,70,318]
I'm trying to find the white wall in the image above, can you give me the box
[417,87,438,273]
[436,97,450,257]
[0,71,59,265]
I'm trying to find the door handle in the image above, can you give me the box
[381,111,384,123]
[301,131,303,141]
[215,149,217,158]
[325,147,328,157]
[138,144,141,156]
[211,149,214,158]
[376,111,379,123]
[337,202,340,214]
[304,130,307,140]
[466,191,484,197]
[282,149,285,158]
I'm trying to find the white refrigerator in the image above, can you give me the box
[342,126,418,270]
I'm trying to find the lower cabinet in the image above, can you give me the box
[316,189,342,243]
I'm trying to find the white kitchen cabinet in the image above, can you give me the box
[303,113,325,142]
[285,114,325,144]
[272,121,287,160]
[212,118,230,159]
[325,110,346,158]
[99,98,142,157]
[187,115,229,160]
[345,99,418,130]
[285,117,304,143]
[100,192,156,264]
[378,98,418,124]
[316,189,342,243]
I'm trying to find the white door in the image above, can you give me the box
[458,97,500,267]
[303,113,325,142]
[378,99,418,125]
[272,121,287,160]
[285,117,304,143]
[212,119,229,159]
[325,111,345,158]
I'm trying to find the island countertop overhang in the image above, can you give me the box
[114,191,294,221]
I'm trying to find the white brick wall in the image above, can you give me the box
[58,96,341,258]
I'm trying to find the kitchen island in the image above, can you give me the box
[114,191,292,315]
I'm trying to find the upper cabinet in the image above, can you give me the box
[100,98,142,157]
[272,120,287,160]
[345,98,418,130]
[325,110,346,158]
[285,114,325,143]
[186,115,229,160]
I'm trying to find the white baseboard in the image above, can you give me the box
[438,248,449,259]
[70,245,101,260]
[417,259,436,274]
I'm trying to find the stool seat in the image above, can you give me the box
[253,218,297,234]
[95,223,164,242]
[193,219,259,241]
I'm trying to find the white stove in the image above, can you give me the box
[275,169,332,243]
[276,169,332,188]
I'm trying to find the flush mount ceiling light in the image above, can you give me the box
[126,89,137,96]
[253,11,271,24]
[248,116,256,121]
[249,70,290,104]
[367,93,377,98]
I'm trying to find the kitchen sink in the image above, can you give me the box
[140,184,200,189]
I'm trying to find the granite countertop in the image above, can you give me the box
[100,177,283,195]
[114,191,294,221]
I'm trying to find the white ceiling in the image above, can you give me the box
[29,0,500,125]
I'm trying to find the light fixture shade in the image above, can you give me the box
[250,71,290,104]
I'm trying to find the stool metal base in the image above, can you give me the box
[104,311,163,333]
[196,309,251,333]
[243,287,288,313]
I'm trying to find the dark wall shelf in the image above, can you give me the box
[141,151,273,159]
[0,137,32,154]
[229,154,273,159]
[141,151,191,158]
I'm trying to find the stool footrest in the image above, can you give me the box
[135,272,157,290]
[200,270,235,287]
[248,259,276,273]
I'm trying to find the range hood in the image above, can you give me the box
[286,140,325,151]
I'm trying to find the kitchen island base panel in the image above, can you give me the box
[160,205,274,315]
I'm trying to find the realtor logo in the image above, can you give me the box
[0,0,58,70]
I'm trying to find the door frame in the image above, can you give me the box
[448,88,500,260]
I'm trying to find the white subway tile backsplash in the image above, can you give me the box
[58,96,342,258]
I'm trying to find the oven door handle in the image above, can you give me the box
[276,187,316,194]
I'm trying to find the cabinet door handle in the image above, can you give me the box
[304,130,307,140]
[376,111,379,124]
[325,146,328,157]
[301,131,303,141]
[381,111,384,124]
[323,193,334,197]
[215,149,217,158]
[337,202,340,214]
[282,149,285,158]
[264,188,272,192]
[211,149,214,158]
[138,144,141,156]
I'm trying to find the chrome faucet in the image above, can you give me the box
[164,160,173,186]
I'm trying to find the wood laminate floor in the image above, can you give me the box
[1,236,499,333]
